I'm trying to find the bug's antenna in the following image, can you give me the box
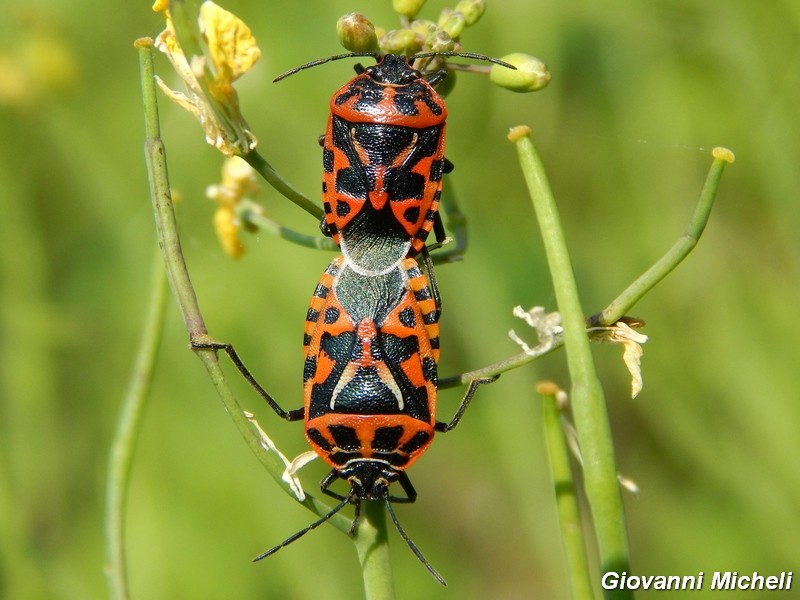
[274,53,377,83]
[274,51,516,83]
[412,51,516,71]
[383,495,447,586]
[252,491,355,561]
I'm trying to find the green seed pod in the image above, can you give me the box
[393,0,427,18]
[439,11,466,39]
[490,52,551,92]
[379,28,420,55]
[410,18,437,39]
[336,13,378,53]
[454,0,486,26]
[426,28,456,54]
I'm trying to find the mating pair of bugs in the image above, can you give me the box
[197,50,513,585]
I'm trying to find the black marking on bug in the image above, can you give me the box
[303,355,317,382]
[313,282,331,299]
[306,427,333,451]
[323,148,334,172]
[372,426,404,452]
[324,306,340,324]
[399,306,416,328]
[422,356,437,382]
[328,425,362,451]
[400,431,431,455]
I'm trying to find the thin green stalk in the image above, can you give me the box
[104,249,168,600]
[439,346,562,389]
[237,200,336,250]
[539,382,595,600]
[137,40,349,533]
[510,126,631,599]
[242,150,324,220]
[591,148,735,326]
[441,149,732,390]
[355,501,396,600]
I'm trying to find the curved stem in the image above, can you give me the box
[104,249,168,600]
[242,150,324,220]
[237,200,337,251]
[138,41,349,533]
[591,148,734,326]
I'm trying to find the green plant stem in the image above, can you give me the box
[591,149,733,326]
[138,41,349,533]
[539,383,594,600]
[242,150,324,220]
[438,346,561,388]
[442,149,732,390]
[511,127,631,599]
[237,200,336,250]
[104,249,168,600]
[355,501,396,600]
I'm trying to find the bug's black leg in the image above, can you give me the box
[387,471,418,504]
[319,469,349,502]
[435,376,499,432]
[432,212,447,247]
[191,340,304,421]
[425,69,448,87]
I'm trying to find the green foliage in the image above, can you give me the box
[1,1,797,599]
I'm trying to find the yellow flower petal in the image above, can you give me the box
[153,4,258,156]
[213,205,245,258]
[199,1,261,83]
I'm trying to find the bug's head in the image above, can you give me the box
[364,54,421,86]
[340,459,399,500]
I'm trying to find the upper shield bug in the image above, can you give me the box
[275,52,515,275]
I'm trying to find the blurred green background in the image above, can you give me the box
[1,1,798,598]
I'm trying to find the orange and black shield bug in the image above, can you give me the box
[276,52,515,274]
[321,55,449,271]
[193,253,493,584]
[301,256,440,473]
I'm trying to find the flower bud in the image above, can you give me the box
[454,0,486,26]
[425,28,456,54]
[336,13,378,53]
[410,19,437,39]
[439,10,466,39]
[490,53,551,92]
[393,0,426,18]
[379,29,420,55]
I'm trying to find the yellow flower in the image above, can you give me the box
[153,1,260,156]
[206,157,260,257]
